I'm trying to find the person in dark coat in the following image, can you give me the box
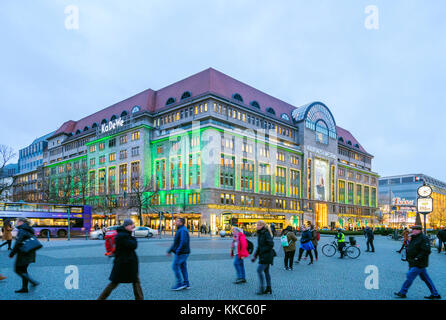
[365,226,375,252]
[281,226,298,270]
[252,220,275,295]
[0,220,13,250]
[9,218,39,293]
[98,219,144,300]
[167,218,191,290]
[270,223,276,238]
[296,226,315,264]
[394,225,441,299]
[436,227,446,253]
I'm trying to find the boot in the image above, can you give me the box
[15,277,29,293]
[22,273,39,287]
[264,286,272,294]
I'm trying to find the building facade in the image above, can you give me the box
[379,174,446,228]
[13,68,379,232]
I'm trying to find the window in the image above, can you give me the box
[315,120,329,144]
[108,167,116,194]
[131,146,140,157]
[130,162,140,191]
[276,151,285,162]
[131,131,140,141]
[99,155,106,164]
[166,97,176,105]
[221,136,234,150]
[232,93,243,102]
[266,107,275,115]
[338,168,345,177]
[89,171,96,195]
[290,169,300,198]
[220,154,235,189]
[290,155,299,166]
[347,182,354,204]
[119,135,127,145]
[89,145,96,153]
[119,164,128,192]
[181,91,192,100]
[338,180,346,203]
[121,111,128,118]
[275,166,286,195]
[250,101,260,109]
[90,158,96,166]
[99,142,105,151]
[220,193,235,205]
[281,113,290,121]
[109,152,116,162]
[109,138,116,148]
[120,149,127,160]
[259,164,271,194]
[132,105,141,113]
[98,169,106,194]
[157,145,164,154]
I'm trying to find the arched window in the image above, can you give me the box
[181,91,192,100]
[250,100,260,109]
[75,129,81,135]
[92,123,98,129]
[166,97,176,105]
[132,105,141,114]
[338,137,344,143]
[110,115,117,121]
[83,126,89,132]
[347,140,352,146]
[281,113,290,121]
[101,119,108,125]
[121,111,128,118]
[266,107,276,115]
[232,93,243,103]
[354,143,360,149]
[315,120,329,144]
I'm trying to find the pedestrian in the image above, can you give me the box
[98,219,144,300]
[270,223,276,238]
[365,226,375,253]
[305,224,319,261]
[281,226,298,270]
[336,228,346,259]
[251,220,275,295]
[94,223,99,231]
[296,226,315,265]
[0,220,13,250]
[191,223,194,235]
[231,227,249,284]
[8,218,39,293]
[394,225,441,299]
[436,227,446,253]
[167,218,191,290]
[397,228,409,254]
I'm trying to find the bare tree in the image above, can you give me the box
[0,145,17,201]
[128,176,158,226]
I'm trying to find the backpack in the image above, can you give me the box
[316,232,321,241]
[104,229,118,257]
[281,234,289,247]
[246,239,254,254]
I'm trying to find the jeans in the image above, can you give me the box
[172,254,189,286]
[233,256,246,280]
[97,278,144,300]
[284,250,295,269]
[399,267,439,296]
[257,264,271,290]
[366,239,375,252]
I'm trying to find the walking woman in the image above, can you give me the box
[251,221,275,295]
[296,226,315,265]
[0,220,13,250]
[9,218,39,293]
[281,226,298,270]
[231,227,249,284]
[98,219,144,300]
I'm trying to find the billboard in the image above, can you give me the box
[314,159,329,201]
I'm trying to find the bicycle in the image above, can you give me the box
[322,238,361,259]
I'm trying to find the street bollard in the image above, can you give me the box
[47,232,50,242]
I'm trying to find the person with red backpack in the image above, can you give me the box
[231,227,250,284]
[104,227,118,257]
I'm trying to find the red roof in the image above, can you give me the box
[336,126,370,155]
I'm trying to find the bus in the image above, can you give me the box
[0,202,92,238]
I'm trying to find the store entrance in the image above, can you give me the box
[315,203,327,228]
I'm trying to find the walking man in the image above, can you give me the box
[365,226,375,253]
[394,225,441,299]
[167,218,191,290]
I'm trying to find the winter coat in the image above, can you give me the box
[282,230,298,252]
[300,230,312,244]
[309,228,318,247]
[9,223,36,267]
[2,224,12,241]
[109,226,139,283]
[402,230,409,242]
[168,225,190,255]
[365,228,374,240]
[437,229,446,242]
[254,227,275,265]
[231,232,250,258]
[406,232,431,269]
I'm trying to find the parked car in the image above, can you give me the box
[90,225,119,240]
[132,226,158,238]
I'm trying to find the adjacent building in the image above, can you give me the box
[379,174,446,228]
[0,163,18,201]
[12,68,379,232]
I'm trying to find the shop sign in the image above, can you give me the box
[305,146,337,160]
[417,197,433,214]
[392,197,414,206]
[101,117,124,133]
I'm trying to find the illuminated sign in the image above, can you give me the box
[417,197,433,214]
[101,117,124,133]
[392,197,415,206]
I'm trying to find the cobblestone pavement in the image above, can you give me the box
[0,235,444,300]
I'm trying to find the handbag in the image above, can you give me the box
[19,236,43,253]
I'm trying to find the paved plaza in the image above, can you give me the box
[0,235,445,300]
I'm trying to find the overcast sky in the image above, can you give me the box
[1,0,445,180]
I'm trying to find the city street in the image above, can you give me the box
[0,235,444,300]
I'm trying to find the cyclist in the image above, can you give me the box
[336,228,346,259]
